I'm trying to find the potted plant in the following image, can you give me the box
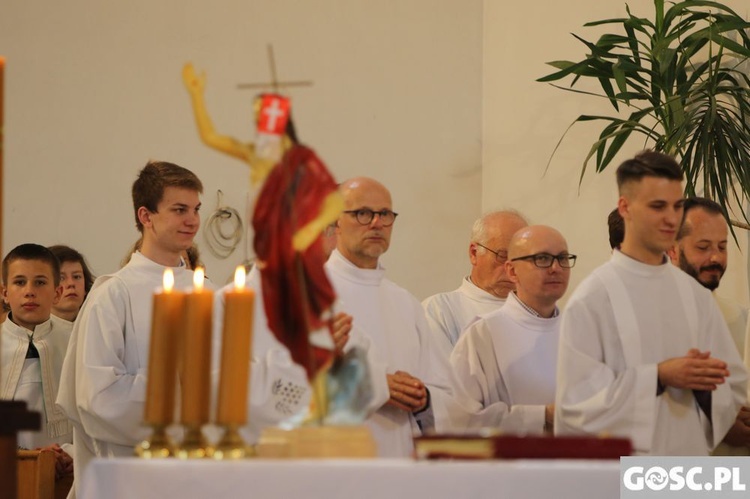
[538,0,750,230]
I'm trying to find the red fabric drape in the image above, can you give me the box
[252,144,338,379]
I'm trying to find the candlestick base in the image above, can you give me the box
[135,424,174,458]
[176,424,210,459]
[211,425,255,460]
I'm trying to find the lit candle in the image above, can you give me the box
[143,269,185,425]
[181,267,213,426]
[216,266,255,425]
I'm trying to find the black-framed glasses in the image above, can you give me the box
[343,208,399,226]
[474,242,508,264]
[510,253,577,269]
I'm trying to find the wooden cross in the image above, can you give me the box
[237,45,313,94]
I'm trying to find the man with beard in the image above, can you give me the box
[669,196,750,454]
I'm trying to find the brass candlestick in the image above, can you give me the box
[135,424,174,458]
[176,424,210,459]
[211,424,255,460]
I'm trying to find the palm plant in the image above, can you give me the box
[538,0,750,230]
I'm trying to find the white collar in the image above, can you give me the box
[461,277,506,304]
[327,249,386,287]
[611,249,671,278]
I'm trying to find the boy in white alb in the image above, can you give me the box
[1,243,73,479]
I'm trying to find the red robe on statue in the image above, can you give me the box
[252,144,338,379]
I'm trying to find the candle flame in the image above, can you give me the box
[193,267,205,290]
[163,268,174,292]
[234,266,246,289]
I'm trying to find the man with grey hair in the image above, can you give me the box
[422,210,528,356]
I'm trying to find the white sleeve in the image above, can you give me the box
[704,295,748,448]
[74,281,149,446]
[449,323,545,434]
[422,295,458,361]
[414,300,456,434]
[554,295,659,451]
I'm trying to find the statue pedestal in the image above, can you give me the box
[258,425,376,458]
[0,401,41,499]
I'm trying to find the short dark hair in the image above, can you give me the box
[607,208,625,250]
[616,150,683,193]
[48,245,96,295]
[132,161,203,232]
[2,244,61,287]
[677,196,725,240]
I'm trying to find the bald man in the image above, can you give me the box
[449,226,574,433]
[423,211,528,356]
[325,177,452,457]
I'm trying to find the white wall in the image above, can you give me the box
[0,0,482,298]
[483,0,750,308]
[3,1,747,306]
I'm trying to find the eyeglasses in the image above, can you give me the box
[343,209,399,226]
[474,242,508,264]
[510,253,577,269]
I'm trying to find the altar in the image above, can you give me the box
[79,458,621,499]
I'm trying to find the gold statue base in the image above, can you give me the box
[135,424,174,458]
[257,425,376,458]
[176,425,211,459]
[211,425,255,460]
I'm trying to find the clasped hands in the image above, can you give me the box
[657,348,729,391]
[386,370,428,413]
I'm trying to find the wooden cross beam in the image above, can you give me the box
[237,45,313,93]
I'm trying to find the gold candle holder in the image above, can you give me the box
[176,424,210,459]
[211,424,255,460]
[135,424,174,458]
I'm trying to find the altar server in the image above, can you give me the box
[555,151,746,455]
[57,161,206,495]
[423,211,528,356]
[1,244,73,479]
[325,177,453,457]
[450,225,573,434]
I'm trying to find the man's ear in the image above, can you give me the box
[52,284,63,305]
[469,243,479,265]
[666,244,679,265]
[506,260,519,284]
[137,206,153,229]
[617,196,629,220]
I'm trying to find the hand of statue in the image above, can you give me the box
[182,63,206,95]
[386,370,428,413]
[657,349,729,391]
[331,312,352,353]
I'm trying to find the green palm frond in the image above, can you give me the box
[538,0,750,235]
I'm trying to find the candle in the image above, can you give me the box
[143,269,185,425]
[181,267,213,426]
[216,266,255,425]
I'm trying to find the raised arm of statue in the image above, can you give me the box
[182,63,256,163]
[182,63,292,187]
